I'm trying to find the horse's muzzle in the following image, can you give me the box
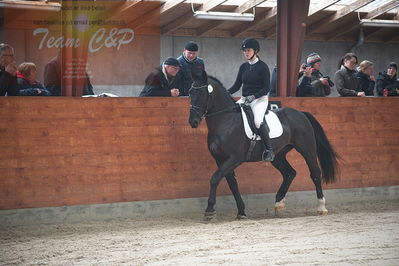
[189,112,201,128]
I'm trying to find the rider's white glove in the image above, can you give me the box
[244,95,256,104]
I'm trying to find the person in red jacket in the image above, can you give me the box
[17,62,51,96]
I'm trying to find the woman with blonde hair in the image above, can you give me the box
[356,60,375,96]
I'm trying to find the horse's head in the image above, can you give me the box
[188,70,212,128]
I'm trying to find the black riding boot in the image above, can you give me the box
[258,122,275,161]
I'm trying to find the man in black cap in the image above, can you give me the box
[140,57,183,97]
[177,41,205,96]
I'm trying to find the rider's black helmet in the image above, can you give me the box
[241,38,260,53]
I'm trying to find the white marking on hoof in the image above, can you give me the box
[274,198,286,214]
[317,197,328,215]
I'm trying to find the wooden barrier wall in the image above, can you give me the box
[0,97,398,210]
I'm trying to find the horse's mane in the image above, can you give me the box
[208,75,237,104]
[208,75,225,89]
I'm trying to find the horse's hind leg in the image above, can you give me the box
[271,147,296,213]
[225,171,246,219]
[295,144,328,215]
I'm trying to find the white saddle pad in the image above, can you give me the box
[240,107,283,140]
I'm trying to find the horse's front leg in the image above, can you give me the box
[204,157,241,221]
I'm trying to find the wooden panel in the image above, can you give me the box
[0,97,398,210]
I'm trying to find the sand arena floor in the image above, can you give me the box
[1,200,398,265]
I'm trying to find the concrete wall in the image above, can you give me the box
[2,186,398,226]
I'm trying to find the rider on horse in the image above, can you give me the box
[228,38,275,161]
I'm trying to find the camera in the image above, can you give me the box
[301,63,312,69]
[323,76,334,87]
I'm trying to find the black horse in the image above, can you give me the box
[188,71,339,220]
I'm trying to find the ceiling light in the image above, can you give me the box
[193,11,255,22]
[360,19,399,28]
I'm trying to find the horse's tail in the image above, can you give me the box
[303,112,340,184]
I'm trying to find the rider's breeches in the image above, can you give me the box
[238,95,269,128]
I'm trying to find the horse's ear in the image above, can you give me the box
[192,69,208,85]
[192,68,202,81]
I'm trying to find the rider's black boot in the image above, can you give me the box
[258,122,275,162]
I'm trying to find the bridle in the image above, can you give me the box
[189,84,236,118]
[189,84,211,118]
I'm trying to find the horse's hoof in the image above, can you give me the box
[203,211,216,222]
[317,208,328,215]
[236,214,248,220]
[274,199,286,215]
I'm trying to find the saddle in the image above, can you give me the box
[239,103,283,161]
[239,104,283,140]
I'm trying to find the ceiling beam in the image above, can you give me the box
[365,0,399,19]
[325,17,360,40]
[126,6,161,31]
[115,1,142,14]
[338,0,376,17]
[0,0,61,11]
[160,0,185,13]
[328,0,399,40]
[197,0,266,36]
[104,1,144,22]
[196,20,225,36]
[235,0,267,14]
[161,0,228,34]
[231,7,277,37]
[162,11,195,34]
[307,0,376,34]
[308,0,340,16]
[200,0,229,13]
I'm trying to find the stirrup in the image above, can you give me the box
[262,150,275,162]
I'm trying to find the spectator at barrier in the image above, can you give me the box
[376,62,399,96]
[140,57,183,97]
[296,66,313,97]
[177,41,205,96]
[334,53,364,97]
[298,63,306,78]
[0,43,18,96]
[296,52,332,97]
[44,51,94,96]
[356,60,375,96]
[17,62,51,96]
